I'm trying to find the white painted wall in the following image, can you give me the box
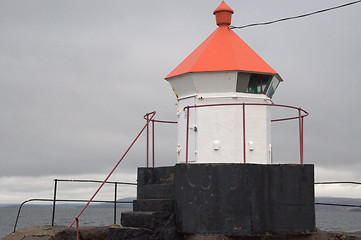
[168,71,275,164]
[176,96,197,163]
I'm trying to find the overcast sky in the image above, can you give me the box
[0,0,360,204]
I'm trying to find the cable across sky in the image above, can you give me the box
[230,0,361,29]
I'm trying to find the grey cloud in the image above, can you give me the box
[0,0,360,199]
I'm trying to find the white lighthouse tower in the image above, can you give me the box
[115,2,314,238]
[165,1,282,164]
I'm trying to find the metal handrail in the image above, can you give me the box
[13,198,133,232]
[183,103,308,165]
[315,181,361,185]
[54,179,137,185]
[68,111,156,230]
[315,203,361,208]
[14,108,361,238]
[51,179,136,226]
[14,181,360,233]
[143,115,177,168]
[315,181,361,208]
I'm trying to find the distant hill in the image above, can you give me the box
[315,197,361,211]
[316,196,361,204]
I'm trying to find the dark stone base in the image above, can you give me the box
[174,164,315,236]
[133,199,175,212]
[110,163,314,239]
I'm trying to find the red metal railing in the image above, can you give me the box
[68,111,176,238]
[67,104,307,237]
[68,111,157,234]
[183,103,308,165]
[143,114,177,168]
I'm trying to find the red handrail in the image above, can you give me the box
[68,111,156,229]
[242,104,246,164]
[183,103,308,165]
[146,114,149,168]
[75,217,79,240]
[67,104,307,231]
[152,119,155,168]
[142,115,177,167]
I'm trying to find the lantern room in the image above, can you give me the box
[165,1,282,164]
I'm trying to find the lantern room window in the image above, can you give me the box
[246,74,272,94]
[236,72,280,98]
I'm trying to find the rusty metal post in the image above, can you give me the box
[243,104,246,164]
[298,108,303,165]
[152,119,155,168]
[114,182,117,224]
[51,179,58,226]
[76,217,79,240]
[186,107,190,164]
[146,114,149,168]
[301,115,304,165]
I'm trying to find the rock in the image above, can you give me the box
[2,225,109,240]
[182,229,361,240]
[2,226,64,240]
[76,226,109,240]
[3,226,361,240]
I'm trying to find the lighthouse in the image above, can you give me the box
[165,1,282,164]
[115,2,314,238]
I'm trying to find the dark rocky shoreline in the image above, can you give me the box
[3,225,361,240]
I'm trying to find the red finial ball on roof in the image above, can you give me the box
[213,1,234,26]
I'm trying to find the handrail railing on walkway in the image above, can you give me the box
[14,182,360,233]
[14,108,361,240]
[315,181,361,185]
[183,103,309,165]
[65,103,309,234]
[143,115,176,168]
[51,179,136,226]
[13,197,134,232]
[315,181,361,208]
[67,111,160,237]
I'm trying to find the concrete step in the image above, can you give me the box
[133,199,174,212]
[121,211,175,230]
[137,183,174,200]
[108,226,152,240]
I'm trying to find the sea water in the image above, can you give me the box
[0,206,129,239]
[0,205,360,239]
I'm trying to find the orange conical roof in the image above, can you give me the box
[165,1,279,80]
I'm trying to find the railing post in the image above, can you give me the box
[298,108,303,165]
[76,217,79,240]
[185,107,189,164]
[243,104,246,164]
[146,114,149,168]
[301,116,304,164]
[51,179,58,226]
[114,182,117,224]
[152,120,155,168]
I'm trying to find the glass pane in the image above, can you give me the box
[246,74,272,94]
[236,72,250,92]
[265,77,280,98]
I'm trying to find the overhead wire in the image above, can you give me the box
[230,0,361,29]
